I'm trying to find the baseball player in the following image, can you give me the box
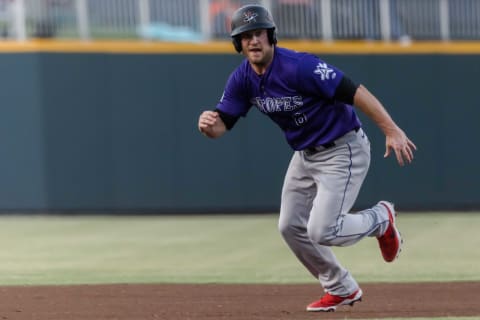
[198,4,416,312]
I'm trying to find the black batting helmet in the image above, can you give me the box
[230,4,277,53]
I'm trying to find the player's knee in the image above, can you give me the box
[278,219,299,240]
[307,224,332,246]
[278,219,291,237]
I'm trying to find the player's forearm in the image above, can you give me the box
[353,85,399,135]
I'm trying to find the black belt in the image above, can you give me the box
[304,127,360,155]
[305,142,335,154]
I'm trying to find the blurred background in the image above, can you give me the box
[2,0,480,42]
[0,0,478,214]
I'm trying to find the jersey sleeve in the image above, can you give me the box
[215,68,251,118]
[296,54,345,99]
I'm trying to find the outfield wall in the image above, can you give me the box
[0,42,478,212]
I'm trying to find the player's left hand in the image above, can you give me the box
[384,128,417,166]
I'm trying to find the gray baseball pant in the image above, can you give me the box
[278,129,390,296]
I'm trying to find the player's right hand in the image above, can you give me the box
[198,111,218,131]
[198,111,226,138]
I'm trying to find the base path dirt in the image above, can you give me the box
[0,282,478,320]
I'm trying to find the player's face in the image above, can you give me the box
[240,29,274,71]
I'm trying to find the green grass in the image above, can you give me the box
[0,212,478,285]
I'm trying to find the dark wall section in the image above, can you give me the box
[0,54,48,209]
[344,55,479,210]
[0,52,477,212]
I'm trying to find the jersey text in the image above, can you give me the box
[251,96,303,113]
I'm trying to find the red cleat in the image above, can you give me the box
[306,289,363,312]
[377,201,403,262]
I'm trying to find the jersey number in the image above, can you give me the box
[293,112,308,126]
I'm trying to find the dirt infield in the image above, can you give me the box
[0,282,479,320]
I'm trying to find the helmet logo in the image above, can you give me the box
[243,11,258,23]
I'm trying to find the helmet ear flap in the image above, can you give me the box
[268,29,277,45]
[232,36,242,53]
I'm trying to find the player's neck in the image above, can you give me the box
[251,64,268,75]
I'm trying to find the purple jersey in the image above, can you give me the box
[216,47,361,150]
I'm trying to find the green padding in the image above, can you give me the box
[0,53,477,211]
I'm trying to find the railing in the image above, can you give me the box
[1,0,480,42]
